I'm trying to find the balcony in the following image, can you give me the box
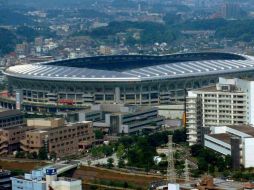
[187,125,197,129]
[186,115,196,119]
[187,130,197,135]
[186,110,196,114]
[186,120,196,124]
[0,149,8,155]
[0,143,8,150]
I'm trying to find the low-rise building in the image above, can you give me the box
[0,126,30,155]
[11,168,81,190]
[50,177,82,190]
[64,104,164,134]
[104,106,164,134]
[20,120,94,157]
[186,77,254,145]
[204,125,254,168]
[65,110,103,123]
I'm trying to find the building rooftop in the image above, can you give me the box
[0,125,28,131]
[190,84,244,93]
[0,109,23,118]
[227,125,254,137]
[0,170,11,176]
[5,52,254,82]
[57,177,80,182]
[208,133,232,144]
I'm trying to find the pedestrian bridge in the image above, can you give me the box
[41,160,80,175]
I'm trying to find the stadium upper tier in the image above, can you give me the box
[5,52,254,82]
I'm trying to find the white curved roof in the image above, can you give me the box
[4,53,254,82]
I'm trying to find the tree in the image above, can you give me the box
[208,164,215,174]
[116,144,125,158]
[15,151,26,158]
[173,129,187,143]
[49,151,57,160]
[118,159,125,168]
[190,144,203,157]
[225,155,232,169]
[0,28,17,56]
[38,147,48,160]
[94,130,104,140]
[27,152,38,159]
[107,158,114,169]
[197,157,208,172]
[102,145,113,157]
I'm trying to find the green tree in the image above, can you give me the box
[27,152,38,159]
[102,145,113,156]
[116,144,125,158]
[208,164,215,174]
[15,151,26,158]
[190,144,203,157]
[107,158,114,169]
[173,128,187,143]
[38,147,48,160]
[118,159,125,168]
[225,155,232,169]
[94,130,104,140]
[197,157,208,172]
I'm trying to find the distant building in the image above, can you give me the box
[186,77,254,145]
[21,119,94,157]
[204,125,254,168]
[64,104,164,134]
[221,1,242,19]
[15,42,30,56]
[0,109,24,129]
[3,52,254,110]
[65,110,103,123]
[11,168,81,190]
[99,45,112,55]
[35,37,44,47]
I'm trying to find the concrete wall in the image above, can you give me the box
[27,118,64,128]
[156,104,184,119]
[204,135,231,155]
[243,138,254,168]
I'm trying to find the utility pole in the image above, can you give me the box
[184,159,190,182]
[167,135,176,184]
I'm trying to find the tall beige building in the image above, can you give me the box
[187,78,248,145]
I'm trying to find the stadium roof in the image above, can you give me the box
[4,52,254,82]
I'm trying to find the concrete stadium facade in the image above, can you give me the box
[4,52,254,109]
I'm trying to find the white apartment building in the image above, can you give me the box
[187,77,254,145]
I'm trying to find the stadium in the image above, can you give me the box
[3,52,254,110]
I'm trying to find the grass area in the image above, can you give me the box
[0,160,47,172]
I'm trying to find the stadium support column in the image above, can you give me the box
[16,90,23,110]
[115,87,120,104]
